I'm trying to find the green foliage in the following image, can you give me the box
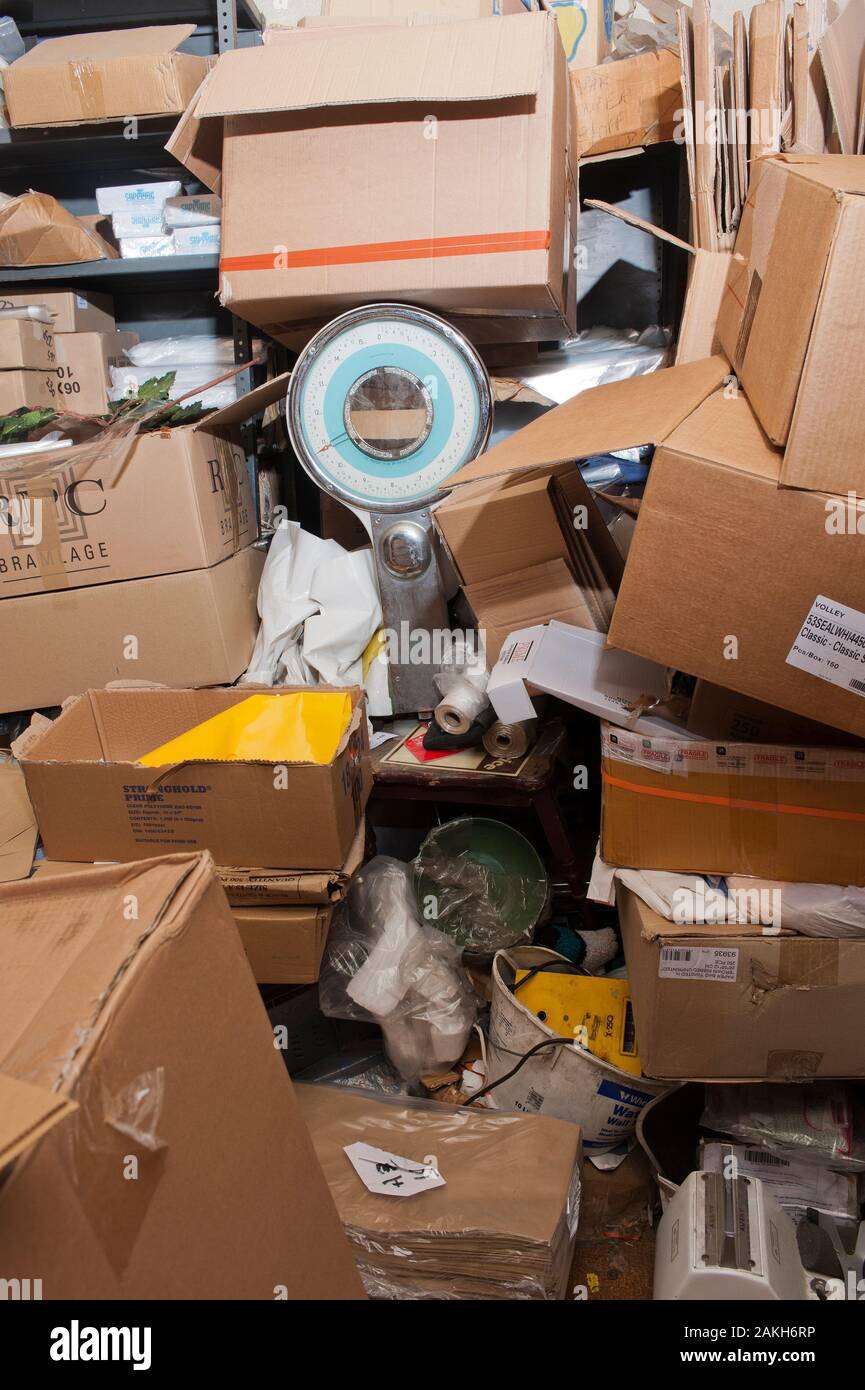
[0,406,58,443]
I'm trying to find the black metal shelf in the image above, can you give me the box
[0,254,219,293]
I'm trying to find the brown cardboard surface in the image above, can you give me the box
[0,318,57,370]
[217,817,366,905]
[675,250,732,363]
[0,853,365,1298]
[748,0,784,161]
[601,720,865,883]
[171,14,575,341]
[0,368,59,413]
[571,49,680,157]
[0,1075,77,1170]
[4,25,208,127]
[53,330,137,415]
[0,545,263,715]
[618,884,865,1080]
[465,557,599,662]
[232,903,333,984]
[0,416,252,598]
[0,764,37,883]
[607,388,865,740]
[718,153,865,490]
[819,0,865,155]
[0,289,115,334]
[16,685,371,871]
[446,355,729,485]
[0,194,118,266]
[686,679,862,746]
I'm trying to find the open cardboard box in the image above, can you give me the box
[14,686,371,871]
[168,12,576,343]
[4,25,209,128]
[0,852,364,1298]
[0,374,289,598]
[618,883,865,1081]
[717,154,865,496]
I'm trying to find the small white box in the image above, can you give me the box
[95,181,181,216]
[112,209,165,238]
[173,225,221,255]
[118,235,176,260]
[163,194,221,228]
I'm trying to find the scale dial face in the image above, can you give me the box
[287,304,493,513]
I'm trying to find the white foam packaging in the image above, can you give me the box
[174,225,221,254]
[111,209,165,237]
[118,235,176,259]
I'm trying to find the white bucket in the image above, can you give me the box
[486,947,671,1154]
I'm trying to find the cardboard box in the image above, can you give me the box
[322,0,528,16]
[16,685,371,870]
[233,903,334,984]
[545,0,612,71]
[608,387,865,740]
[0,398,253,598]
[465,557,598,662]
[4,25,209,128]
[0,288,114,335]
[0,545,264,715]
[0,368,58,413]
[0,192,118,266]
[52,329,138,415]
[686,679,862,747]
[0,318,56,371]
[601,721,865,884]
[169,13,576,343]
[618,883,865,1081]
[571,48,681,157]
[0,853,365,1298]
[717,154,865,493]
[218,817,366,905]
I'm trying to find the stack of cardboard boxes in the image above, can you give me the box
[0,289,137,414]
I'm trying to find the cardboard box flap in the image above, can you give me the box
[197,372,291,436]
[0,764,38,884]
[10,24,196,67]
[0,1074,78,1169]
[662,387,782,480]
[196,14,549,118]
[165,68,223,194]
[0,853,209,1091]
[447,355,729,486]
[772,152,865,194]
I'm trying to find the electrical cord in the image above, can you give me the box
[511,959,588,994]
[461,1035,576,1108]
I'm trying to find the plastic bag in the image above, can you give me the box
[514,327,672,406]
[701,1084,865,1172]
[318,857,477,1082]
[413,818,549,955]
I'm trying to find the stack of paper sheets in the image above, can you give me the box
[296,1085,582,1300]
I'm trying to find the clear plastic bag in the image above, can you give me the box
[318,857,477,1082]
[413,818,549,956]
[702,1084,865,1172]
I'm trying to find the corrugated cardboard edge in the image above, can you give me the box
[0,1075,78,1170]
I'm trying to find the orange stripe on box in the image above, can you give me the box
[601,771,865,824]
[220,229,551,273]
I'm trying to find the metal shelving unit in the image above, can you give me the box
[0,254,221,292]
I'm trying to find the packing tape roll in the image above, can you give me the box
[435,675,490,736]
[483,718,538,761]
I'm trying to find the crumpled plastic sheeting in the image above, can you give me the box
[242,520,382,691]
[318,857,477,1082]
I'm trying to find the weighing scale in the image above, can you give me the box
[287,304,493,714]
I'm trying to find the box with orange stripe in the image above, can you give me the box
[167,11,576,344]
[600,723,865,885]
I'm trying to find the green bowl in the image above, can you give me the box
[414,817,549,956]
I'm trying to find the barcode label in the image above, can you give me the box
[786,596,865,696]
[658,945,739,982]
[744,1149,789,1169]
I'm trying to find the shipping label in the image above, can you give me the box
[658,945,739,982]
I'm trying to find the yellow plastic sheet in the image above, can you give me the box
[137,692,353,767]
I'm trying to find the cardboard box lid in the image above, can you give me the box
[770,151,865,194]
[446,355,729,486]
[0,764,37,884]
[661,386,783,481]
[196,12,549,118]
[8,24,196,68]
[0,1074,78,1170]
[197,371,290,438]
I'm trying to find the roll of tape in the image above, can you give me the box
[435,675,490,736]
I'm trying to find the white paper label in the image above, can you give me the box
[658,945,739,981]
[344,1142,445,1198]
[786,595,865,696]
